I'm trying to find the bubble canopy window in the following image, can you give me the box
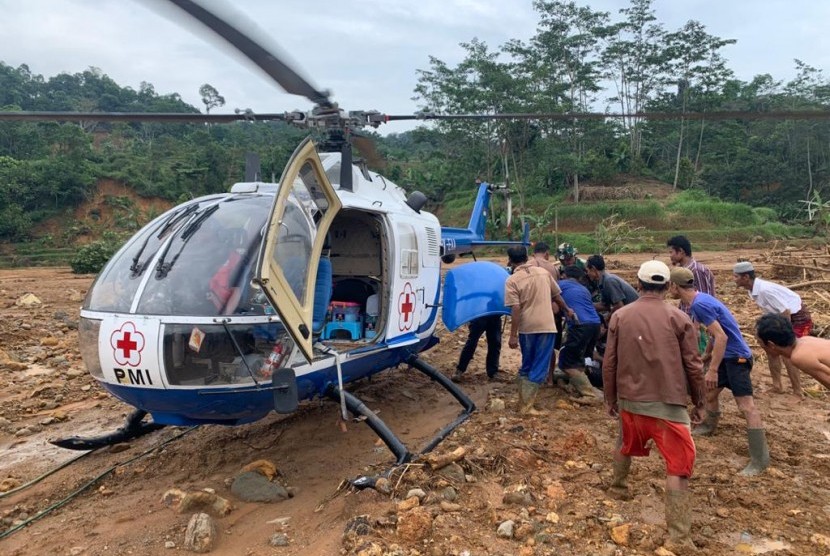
[84,194,277,316]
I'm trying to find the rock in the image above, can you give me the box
[440,501,462,512]
[811,533,830,548]
[183,513,216,553]
[610,523,630,546]
[40,337,59,347]
[231,471,289,503]
[506,447,536,468]
[514,522,535,540]
[545,481,567,507]
[178,491,232,517]
[69,547,86,556]
[344,515,374,538]
[15,293,41,307]
[266,516,291,526]
[374,477,392,494]
[715,507,729,518]
[441,486,457,502]
[396,507,433,542]
[269,533,290,547]
[489,398,506,411]
[164,541,176,549]
[162,488,186,508]
[355,542,384,556]
[242,459,278,480]
[0,478,22,492]
[545,512,560,524]
[497,520,514,539]
[502,491,532,506]
[436,462,465,484]
[654,547,676,556]
[397,496,420,512]
[406,488,427,501]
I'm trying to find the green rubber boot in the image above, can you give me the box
[739,428,770,476]
[691,410,720,437]
[607,459,632,500]
[664,489,696,551]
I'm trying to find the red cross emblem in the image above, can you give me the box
[110,321,146,367]
[397,282,416,331]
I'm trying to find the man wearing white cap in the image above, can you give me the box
[603,260,705,551]
[733,261,812,398]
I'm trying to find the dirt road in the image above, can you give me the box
[1,251,829,555]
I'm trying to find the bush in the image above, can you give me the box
[70,240,119,274]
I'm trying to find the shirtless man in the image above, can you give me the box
[755,313,830,390]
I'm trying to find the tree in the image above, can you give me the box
[199,84,225,114]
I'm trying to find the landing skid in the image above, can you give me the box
[50,409,166,451]
[327,355,476,487]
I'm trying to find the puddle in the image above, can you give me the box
[732,536,791,554]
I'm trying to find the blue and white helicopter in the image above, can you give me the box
[0,0,531,463]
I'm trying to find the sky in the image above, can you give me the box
[1,0,829,134]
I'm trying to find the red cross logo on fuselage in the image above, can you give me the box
[398,282,416,331]
[110,321,146,367]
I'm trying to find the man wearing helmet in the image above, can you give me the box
[556,242,586,272]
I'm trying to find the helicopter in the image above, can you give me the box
[0,0,535,465]
[4,0,828,465]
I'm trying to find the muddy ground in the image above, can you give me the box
[1,250,829,556]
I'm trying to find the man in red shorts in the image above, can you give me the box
[603,260,705,551]
[733,261,812,398]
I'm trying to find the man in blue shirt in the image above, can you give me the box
[669,267,769,476]
[557,266,603,400]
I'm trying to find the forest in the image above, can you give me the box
[1,0,829,247]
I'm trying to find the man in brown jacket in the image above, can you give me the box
[603,260,706,551]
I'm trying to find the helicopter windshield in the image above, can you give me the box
[83,198,220,313]
[138,196,271,316]
[85,195,272,316]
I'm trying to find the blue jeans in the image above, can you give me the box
[519,332,556,384]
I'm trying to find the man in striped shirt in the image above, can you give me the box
[667,235,715,303]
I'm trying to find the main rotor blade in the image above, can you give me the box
[386,109,830,122]
[0,111,287,123]
[167,0,332,108]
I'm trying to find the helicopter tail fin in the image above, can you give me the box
[466,182,492,238]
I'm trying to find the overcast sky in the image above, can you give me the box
[1,0,829,134]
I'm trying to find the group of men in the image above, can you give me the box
[451,235,830,551]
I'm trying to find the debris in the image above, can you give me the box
[242,459,278,480]
[424,446,466,470]
[183,513,216,553]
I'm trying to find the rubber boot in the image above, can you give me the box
[767,355,784,393]
[739,428,770,476]
[567,371,602,403]
[519,377,548,416]
[664,489,695,551]
[691,410,720,437]
[516,375,526,412]
[607,458,632,500]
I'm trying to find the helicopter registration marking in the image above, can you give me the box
[397,282,417,332]
[99,316,165,389]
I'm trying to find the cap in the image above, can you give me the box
[670,267,695,287]
[734,261,754,274]
[637,260,671,284]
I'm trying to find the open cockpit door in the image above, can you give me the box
[257,138,342,361]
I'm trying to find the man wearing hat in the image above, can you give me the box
[603,260,705,551]
[733,261,812,398]
[670,267,769,476]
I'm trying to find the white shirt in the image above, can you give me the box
[750,277,802,314]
